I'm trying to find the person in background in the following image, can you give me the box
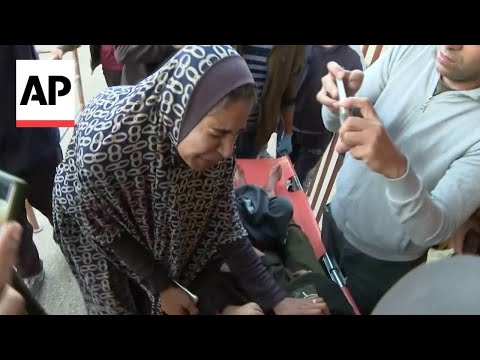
[349,45,366,69]
[0,45,62,298]
[233,45,306,159]
[287,45,363,189]
[317,45,480,314]
[50,45,123,87]
[113,45,183,85]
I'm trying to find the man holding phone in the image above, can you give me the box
[0,45,62,298]
[317,45,480,314]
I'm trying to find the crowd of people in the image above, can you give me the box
[1,44,480,315]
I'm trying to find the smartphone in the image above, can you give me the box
[0,170,27,225]
[0,169,47,315]
[336,77,351,125]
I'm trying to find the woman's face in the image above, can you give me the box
[177,99,254,171]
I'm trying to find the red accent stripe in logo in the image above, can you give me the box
[16,120,75,128]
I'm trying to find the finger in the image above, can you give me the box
[306,296,329,307]
[306,296,325,304]
[326,61,346,81]
[337,97,378,122]
[325,61,354,100]
[250,303,263,313]
[185,300,199,315]
[300,306,328,315]
[349,144,370,162]
[303,297,330,315]
[319,303,330,315]
[252,309,264,315]
[335,139,351,154]
[317,300,331,315]
[0,285,25,315]
[345,115,380,130]
[0,222,22,289]
[346,70,364,96]
[339,117,369,137]
[316,87,338,111]
[340,127,370,148]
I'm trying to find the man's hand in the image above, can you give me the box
[336,96,407,179]
[277,132,293,156]
[160,286,199,315]
[49,48,64,60]
[316,61,364,114]
[274,296,330,315]
[0,222,25,315]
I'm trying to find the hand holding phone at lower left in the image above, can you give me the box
[0,222,25,315]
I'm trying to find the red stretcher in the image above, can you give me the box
[237,156,361,315]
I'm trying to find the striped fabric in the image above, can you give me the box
[242,45,273,122]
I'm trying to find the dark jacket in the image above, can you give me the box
[113,45,177,85]
[293,45,362,150]
[234,45,306,147]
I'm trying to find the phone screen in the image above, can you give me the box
[0,179,13,224]
[0,170,26,225]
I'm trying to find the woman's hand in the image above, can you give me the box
[221,302,264,315]
[160,286,199,315]
[274,296,330,315]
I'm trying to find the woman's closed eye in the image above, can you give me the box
[210,129,226,138]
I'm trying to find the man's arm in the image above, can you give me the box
[386,145,480,248]
[281,45,306,134]
[113,45,176,64]
[281,107,294,135]
[57,45,81,53]
[50,45,81,60]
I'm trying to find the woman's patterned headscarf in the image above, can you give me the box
[54,46,255,304]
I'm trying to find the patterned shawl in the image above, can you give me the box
[56,45,254,291]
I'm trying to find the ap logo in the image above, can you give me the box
[16,60,76,128]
